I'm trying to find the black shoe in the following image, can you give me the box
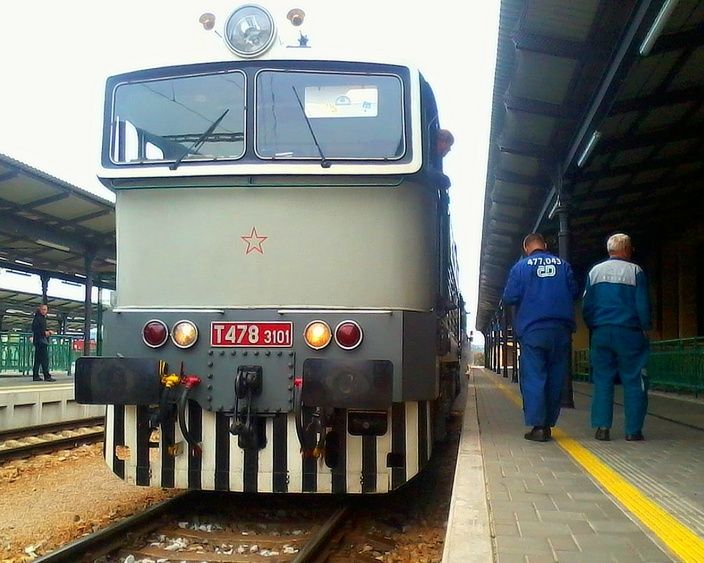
[44,376,57,382]
[524,426,550,442]
[595,428,610,441]
[625,432,644,441]
[32,376,42,381]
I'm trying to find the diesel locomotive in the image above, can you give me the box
[75,3,464,493]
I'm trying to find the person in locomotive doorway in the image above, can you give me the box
[502,233,580,442]
[31,304,56,382]
[583,233,651,442]
[436,128,454,160]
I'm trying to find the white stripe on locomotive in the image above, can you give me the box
[106,403,437,493]
[201,408,217,490]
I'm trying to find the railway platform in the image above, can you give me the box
[0,373,102,431]
[443,367,704,563]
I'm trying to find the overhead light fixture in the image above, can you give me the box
[639,0,680,57]
[36,239,71,252]
[15,259,34,267]
[104,257,117,265]
[577,130,601,168]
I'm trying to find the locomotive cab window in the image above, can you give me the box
[110,71,246,165]
[255,70,405,160]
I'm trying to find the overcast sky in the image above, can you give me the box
[0,1,500,335]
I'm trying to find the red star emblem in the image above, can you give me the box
[240,227,268,255]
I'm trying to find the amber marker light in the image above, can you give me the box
[304,320,332,350]
[171,320,199,349]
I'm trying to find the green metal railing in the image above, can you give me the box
[0,332,81,376]
[573,337,704,396]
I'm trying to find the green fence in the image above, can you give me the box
[573,337,704,396]
[0,332,80,376]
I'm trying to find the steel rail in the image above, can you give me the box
[292,504,351,562]
[33,492,195,563]
[0,430,104,462]
[0,417,104,442]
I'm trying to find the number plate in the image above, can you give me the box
[210,321,293,348]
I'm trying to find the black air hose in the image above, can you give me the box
[177,385,202,455]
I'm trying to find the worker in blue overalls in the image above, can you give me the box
[583,233,651,441]
[503,233,580,442]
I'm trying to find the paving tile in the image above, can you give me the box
[496,536,552,555]
[536,510,588,522]
[517,521,572,538]
[547,534,580,552]
[444,370,699,563]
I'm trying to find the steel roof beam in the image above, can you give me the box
[531,0,672,234]
[72,209,111,223]
[0,261,115,289]
[0,170,19,183]
[575,150,703,181]
[597,124,704,153]
[494,169,548,188]
[611,85,703,114]
[0,213,113,258]
[650,23,704,54]
[512,29,596,60]
[504,94,577,119]
[18,192,70,210]
[561,0,664,173]
[496,137,552,158]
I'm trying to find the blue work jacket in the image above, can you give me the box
[582,257,651,330]
[502,250,580,338]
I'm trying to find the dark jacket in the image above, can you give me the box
[502,250,580,337]
[32,311,49,346]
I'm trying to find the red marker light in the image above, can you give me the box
[335,321,363,350]
[294,377,303,388]
[143,320,168,348]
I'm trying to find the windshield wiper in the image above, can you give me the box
[291,87,331,168]
[170,108,230,171]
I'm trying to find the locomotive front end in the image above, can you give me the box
[75,2,458,494]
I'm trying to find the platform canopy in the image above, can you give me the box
[0,152,115,287]
[0,287,99,333]
[478,0,704,331]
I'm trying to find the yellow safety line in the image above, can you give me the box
[491,375,704,563]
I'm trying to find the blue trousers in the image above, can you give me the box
[519,327,571,427]
[590,326,649,435]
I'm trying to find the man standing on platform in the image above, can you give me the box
[583,233,651,441]
[32,303,56,382]
[502,233,580,442]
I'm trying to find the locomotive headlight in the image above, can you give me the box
[304,320,332,350]
[171,320,199,349]
[224,5,276,58]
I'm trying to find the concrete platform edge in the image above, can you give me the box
[442,367,494,563]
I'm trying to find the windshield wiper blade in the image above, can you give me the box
[170,108,230,171]
[291,87,330,168]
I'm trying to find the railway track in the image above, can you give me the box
[35,491,353,562]
[0,417,104,462]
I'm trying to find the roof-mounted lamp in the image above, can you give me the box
[639,0,681,56]
[576,130,601,168]
[287,8,305,26]
[36,239,70,253]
